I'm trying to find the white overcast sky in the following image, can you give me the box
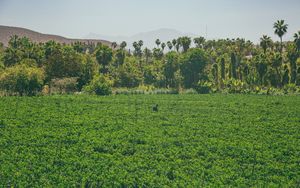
[0,0,299,43]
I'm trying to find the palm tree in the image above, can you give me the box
[144,48,152,64]
[167,41,173,50]
[194,37,206,48]
[155,39,161,48]
[138,40,143,48]
[273,20,288,54]
[294,31,300,52]
[132,41,140,57]
[271,52,283,87]
[172,39,177,48]
[120,41,127,49]
[260,35,272,54]
[161,43,166,51]
[178,37,191,52]
[111,42,117,49]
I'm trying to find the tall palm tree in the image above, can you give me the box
[161,42,166,51]
[177,37,191,52]
[273,20,288,54]
[172,39,177,48]
[155,39,161,48]
[260,35,272,54]
[143,48,152,64]
[193,36,206,48]
[294,31,300,52]
[120,41,127,49]
[138,40,144,48]
[167,41,173,50]
[111,42,117,49]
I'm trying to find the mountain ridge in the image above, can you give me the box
[0,25,112,47]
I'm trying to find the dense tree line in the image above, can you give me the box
[0,20,300,95]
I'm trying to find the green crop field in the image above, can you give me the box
[0,94,299,187]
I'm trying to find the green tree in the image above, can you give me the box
[230,52,237,79]
[155,39,161,48]
[212,63,219,85]
[95,44,113,74]
[0,63,45,96]
[220,57,226,80]
[180,48,208,88]
[294,31,300,52]
[115,49,126,67]
[161,43,166,52]
[255,54,268,85]
[271,52,282,87]
[72,41,85,53]
[260,35,272,54]
[273,20,288,54]
[120,41,127,49]
[194,37,206,48]
[178,37,191,53]
[152,48,163,60]
[163,52,179,87]
[111,42,118,49]
[286,43,298,84]
[282,65,290,85]
[78,54,98,90]
[143,48,152,64]
[172,39,177,50]
[167,41,173,50]
[83,74,112,95]
[114,57,142,87]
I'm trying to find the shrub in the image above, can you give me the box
[224,79,247,94]
[0,64,44,96]
[195,81,212,94]
[50,77,78,94]
[283,84,298,94]
[83,74,112,95]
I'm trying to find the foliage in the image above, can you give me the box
[195,81,212,94]
[83,74,112,95]
[180,48,208,88]
[95,44,113,74]
[0,20,299,95]
[0,64,44,96]
[0,95,299,186]
[50,77,79,94]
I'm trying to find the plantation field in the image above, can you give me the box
[0,94,299,187]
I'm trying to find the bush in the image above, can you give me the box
[0,64,44,96]
[83,74,112,95]
[224,79,247,94]
[283,84,298,94]
[50,77,78,94]
[195,81,212,94]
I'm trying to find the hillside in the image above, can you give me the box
[0,25,112,47]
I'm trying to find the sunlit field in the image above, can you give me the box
[0,94,299,187]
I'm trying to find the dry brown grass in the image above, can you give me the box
[0,25,112,47]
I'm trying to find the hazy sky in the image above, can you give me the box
[0,0,299,43]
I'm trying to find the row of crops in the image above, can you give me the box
[0,94,299,186]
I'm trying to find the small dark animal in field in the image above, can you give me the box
[152,104,159,112]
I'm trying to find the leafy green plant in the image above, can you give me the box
[0,64,44,96]
[83,74,112,95]
[195,81,212,94]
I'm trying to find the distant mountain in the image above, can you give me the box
[0,25,112,47]
[86,28,196,49]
